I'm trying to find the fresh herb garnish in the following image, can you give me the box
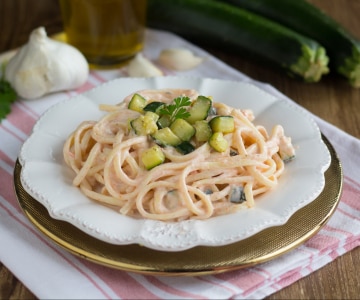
[0,63,17,122]
[159,96,191,123]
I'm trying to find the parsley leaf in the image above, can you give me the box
[0,63,17,122]
[159,96,191,123]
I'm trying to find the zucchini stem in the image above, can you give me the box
[290,45,329,83]
[338,45,360,88]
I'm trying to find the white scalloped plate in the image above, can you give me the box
[19,77,331,251]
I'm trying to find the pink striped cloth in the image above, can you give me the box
[1,29,359,299]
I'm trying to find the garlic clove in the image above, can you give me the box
[5,27,89,100]
[127,53,163,77]
[158,48,203,71]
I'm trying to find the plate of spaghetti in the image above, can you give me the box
[19,77,331,251]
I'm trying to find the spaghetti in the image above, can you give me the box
[63,89,295,221]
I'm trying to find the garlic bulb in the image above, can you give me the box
[158,48,203,71]
[127,53,163,77]
[5,27,89,99]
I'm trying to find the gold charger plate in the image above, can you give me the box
[14,135,342,276]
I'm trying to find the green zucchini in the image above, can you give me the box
[147,0,329,82]
[130,113,158,136]
[157,114,171,129]
[170,118,195,141]
[209,132,228,152]
[141,145,165,170]
[176,141,196,154]
[223,0,360,87]
[209,116,235,134]
[229,186,246,203]
[151,127,182,147]
[185,96,212,124]
[128,93,147,113]
[193,120,212,142]
[143,101,165,113]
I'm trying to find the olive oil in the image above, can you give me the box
[59,0,147,67]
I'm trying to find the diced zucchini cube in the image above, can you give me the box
[176,141,196,154]
[141,145,165,170]
[170,118,195,141]
[130,114,158,135]
[229,186,246,203]
[185,96,212,124]
[151,127,182,146]
[157,114,171,129]
[128,93,147,113]
[143,101,165,113]
[209,132,228,152]
[209,116,235,133]
[144,111,159,122]
[193,120,212,142]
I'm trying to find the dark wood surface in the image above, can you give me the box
[1,0,359,299]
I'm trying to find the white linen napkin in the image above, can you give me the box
[0,29,359,299]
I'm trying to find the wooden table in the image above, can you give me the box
[1,0,359,299]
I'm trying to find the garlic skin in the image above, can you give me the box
[158,48,203,71]
[127,53,163,77]
[5,27,89,100]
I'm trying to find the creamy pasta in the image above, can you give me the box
[63,88,295,221]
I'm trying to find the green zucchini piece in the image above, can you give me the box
[151,127,182,146]
[141,145,165,170]
[128,93,147,113]
[157,114,171,129]
[223,0,360,87]
[144,111,159,122]
[147,0,329,82]
[193,120,212,142]
[143,101,165,113]
[170,118,195,141]
[229,186,246,203]
[209,132,228,152]
[130,113,158,136]
[176,141,196,154]
[185,96,212,124]
[209,116,235,134]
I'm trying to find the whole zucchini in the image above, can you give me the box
[147,0,329,82]
[222,0,360,87]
